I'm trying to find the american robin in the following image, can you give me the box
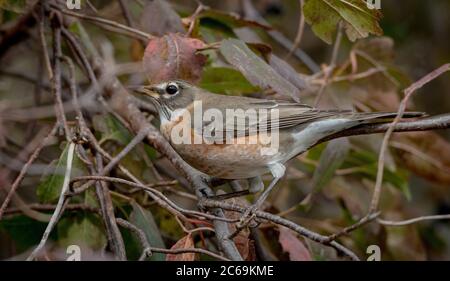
[133,80,423,219]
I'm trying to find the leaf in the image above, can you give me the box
[394,132,450,185]
[278,226,312,261]
[198,8,272,30]
[303,0,383,44]
[354,37,395,61]
[166,234,196,261]
[310,139,350,194]
[93,114,133,145]
[140,0,184,36]
[200,67,259,95]
[0,215,48,254]
[143,34,207,84]
[57,213,107,251]
[343,149,411,199]
[37,143,85,203]
[269,55,309,92]
[130,201,166,261]
[220,38,301,102]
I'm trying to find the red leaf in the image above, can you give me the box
[278,226,312,261]
[143,34,207,84]
[166,234,196,261]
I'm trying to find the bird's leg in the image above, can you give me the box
[248,176,264,194]
[206,177,264,201]
[238,163,286,226]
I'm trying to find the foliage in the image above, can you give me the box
[0,0,449,262]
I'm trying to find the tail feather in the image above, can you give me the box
[353,111,425,122]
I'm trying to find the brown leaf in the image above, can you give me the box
[393,132,450,184]
[278,226,312,261]
[143,34,207,84]
[166,234,196,261]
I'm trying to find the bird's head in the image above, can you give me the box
[133,80,196,121]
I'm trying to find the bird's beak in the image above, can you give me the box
[133,86,160,99]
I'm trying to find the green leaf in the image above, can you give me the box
[310,139,350,194]
[37,143,85,203]
[93,114,133,145]
[200,67,259,95]
[220,38,301,102]
[343,149,411,199]
[130,202,165,261]
[198,8,271,30]
[57,213,107,251]
[0,215,48,254]
[303,0,383,44]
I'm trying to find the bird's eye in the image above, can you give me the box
[165,83,179,95]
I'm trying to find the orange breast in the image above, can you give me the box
[160,116,277,179]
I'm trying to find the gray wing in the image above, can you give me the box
[193,96,423,142]
[194,98,348,141]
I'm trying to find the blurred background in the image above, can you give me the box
[1,0,450,261]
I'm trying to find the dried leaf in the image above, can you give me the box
[143,34,207,84]
[140,0,184,36]
[220,38,301,102]
[278,226,312,261]
[354,37,395,61]
[166,234,196,261]
[394,132,450,184]
[303,0,383,44]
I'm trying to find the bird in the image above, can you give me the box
[133,80,424,221]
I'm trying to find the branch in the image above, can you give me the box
[378,214,450,226]
[320,114,450,143]
[27,142,76,261]
[60,23,244,260]
[199,198,360,261]
[51,4,152,41]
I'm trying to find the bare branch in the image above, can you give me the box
[27,142,76,261]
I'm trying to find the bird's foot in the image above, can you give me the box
[237,204,260,229]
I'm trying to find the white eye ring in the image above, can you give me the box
[165,82,179,95]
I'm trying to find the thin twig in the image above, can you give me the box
[314,21,343,107]
[71,176,237,223]
[94,153,127,261]
[200,198,359,261]
[285,0,305,60]
[378,214,450,226]
[118,0,135,28]
[370,63,450,213]
[51,4,152,41]
[27,142,76,261]
[323,64,450,243]
[0,124,58,220]
[242,0,319,73]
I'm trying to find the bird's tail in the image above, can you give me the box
[352,111,426,123]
